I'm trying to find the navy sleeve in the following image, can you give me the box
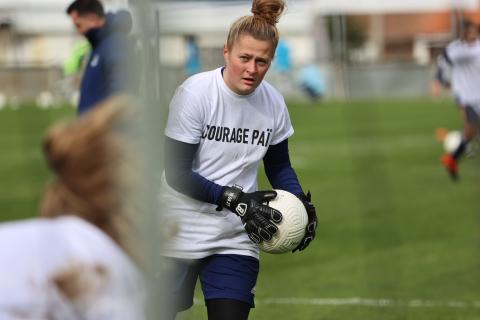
[435,50,452,87]
[441,49,452,66]
[164,136,223,204]
[263,139,304,196]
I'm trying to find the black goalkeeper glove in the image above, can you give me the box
[218,185,283,244]
[292,191,317,252]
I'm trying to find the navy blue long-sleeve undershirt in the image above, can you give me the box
[164,136,303,205]
[263,139,303,196]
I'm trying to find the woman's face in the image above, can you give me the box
[223,34,274,95]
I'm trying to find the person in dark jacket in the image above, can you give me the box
[66,0,135,115]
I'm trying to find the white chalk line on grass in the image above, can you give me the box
[193,297,480,309]
[260,297,480,309]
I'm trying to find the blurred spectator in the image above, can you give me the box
[60,40,91,106]
[63,40,91,77]
[66,0,136,115]
[274,39,292,74]
[297,63,327,102]
[273,39,294,94]
[185,34,201,76]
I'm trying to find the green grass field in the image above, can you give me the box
[0,104,75,221]
[1,99,479,319]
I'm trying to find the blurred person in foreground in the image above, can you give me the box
[66,0,136,115]
[434,20,480,180]
[161,0,318,319]
[0,96,145,319]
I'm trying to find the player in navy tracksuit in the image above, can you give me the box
[66,0,135,115]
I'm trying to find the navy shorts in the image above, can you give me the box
[165,254,259,312]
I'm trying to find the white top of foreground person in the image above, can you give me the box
[0,216,144,320]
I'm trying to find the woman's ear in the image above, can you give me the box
[223,43,229,66]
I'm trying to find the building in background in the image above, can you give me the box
[345,11,480,64]
[0,0,479,103]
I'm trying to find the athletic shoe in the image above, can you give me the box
[441,154,458,181]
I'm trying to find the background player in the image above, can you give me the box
[161,0,318,319]
[0,96,144,319]
[435,20,480,180]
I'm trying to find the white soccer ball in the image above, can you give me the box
[258,189,308,254]
[443,130,462,153]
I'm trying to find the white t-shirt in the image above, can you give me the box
[162,67,294,259]
[0,216,144,320]
[445,39,480,110]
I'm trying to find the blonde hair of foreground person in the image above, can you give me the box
[40,95,139,258]
[0,95,145,320]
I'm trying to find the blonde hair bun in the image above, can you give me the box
[251,0,285,25]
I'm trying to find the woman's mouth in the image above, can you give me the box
[242,77,255,85]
